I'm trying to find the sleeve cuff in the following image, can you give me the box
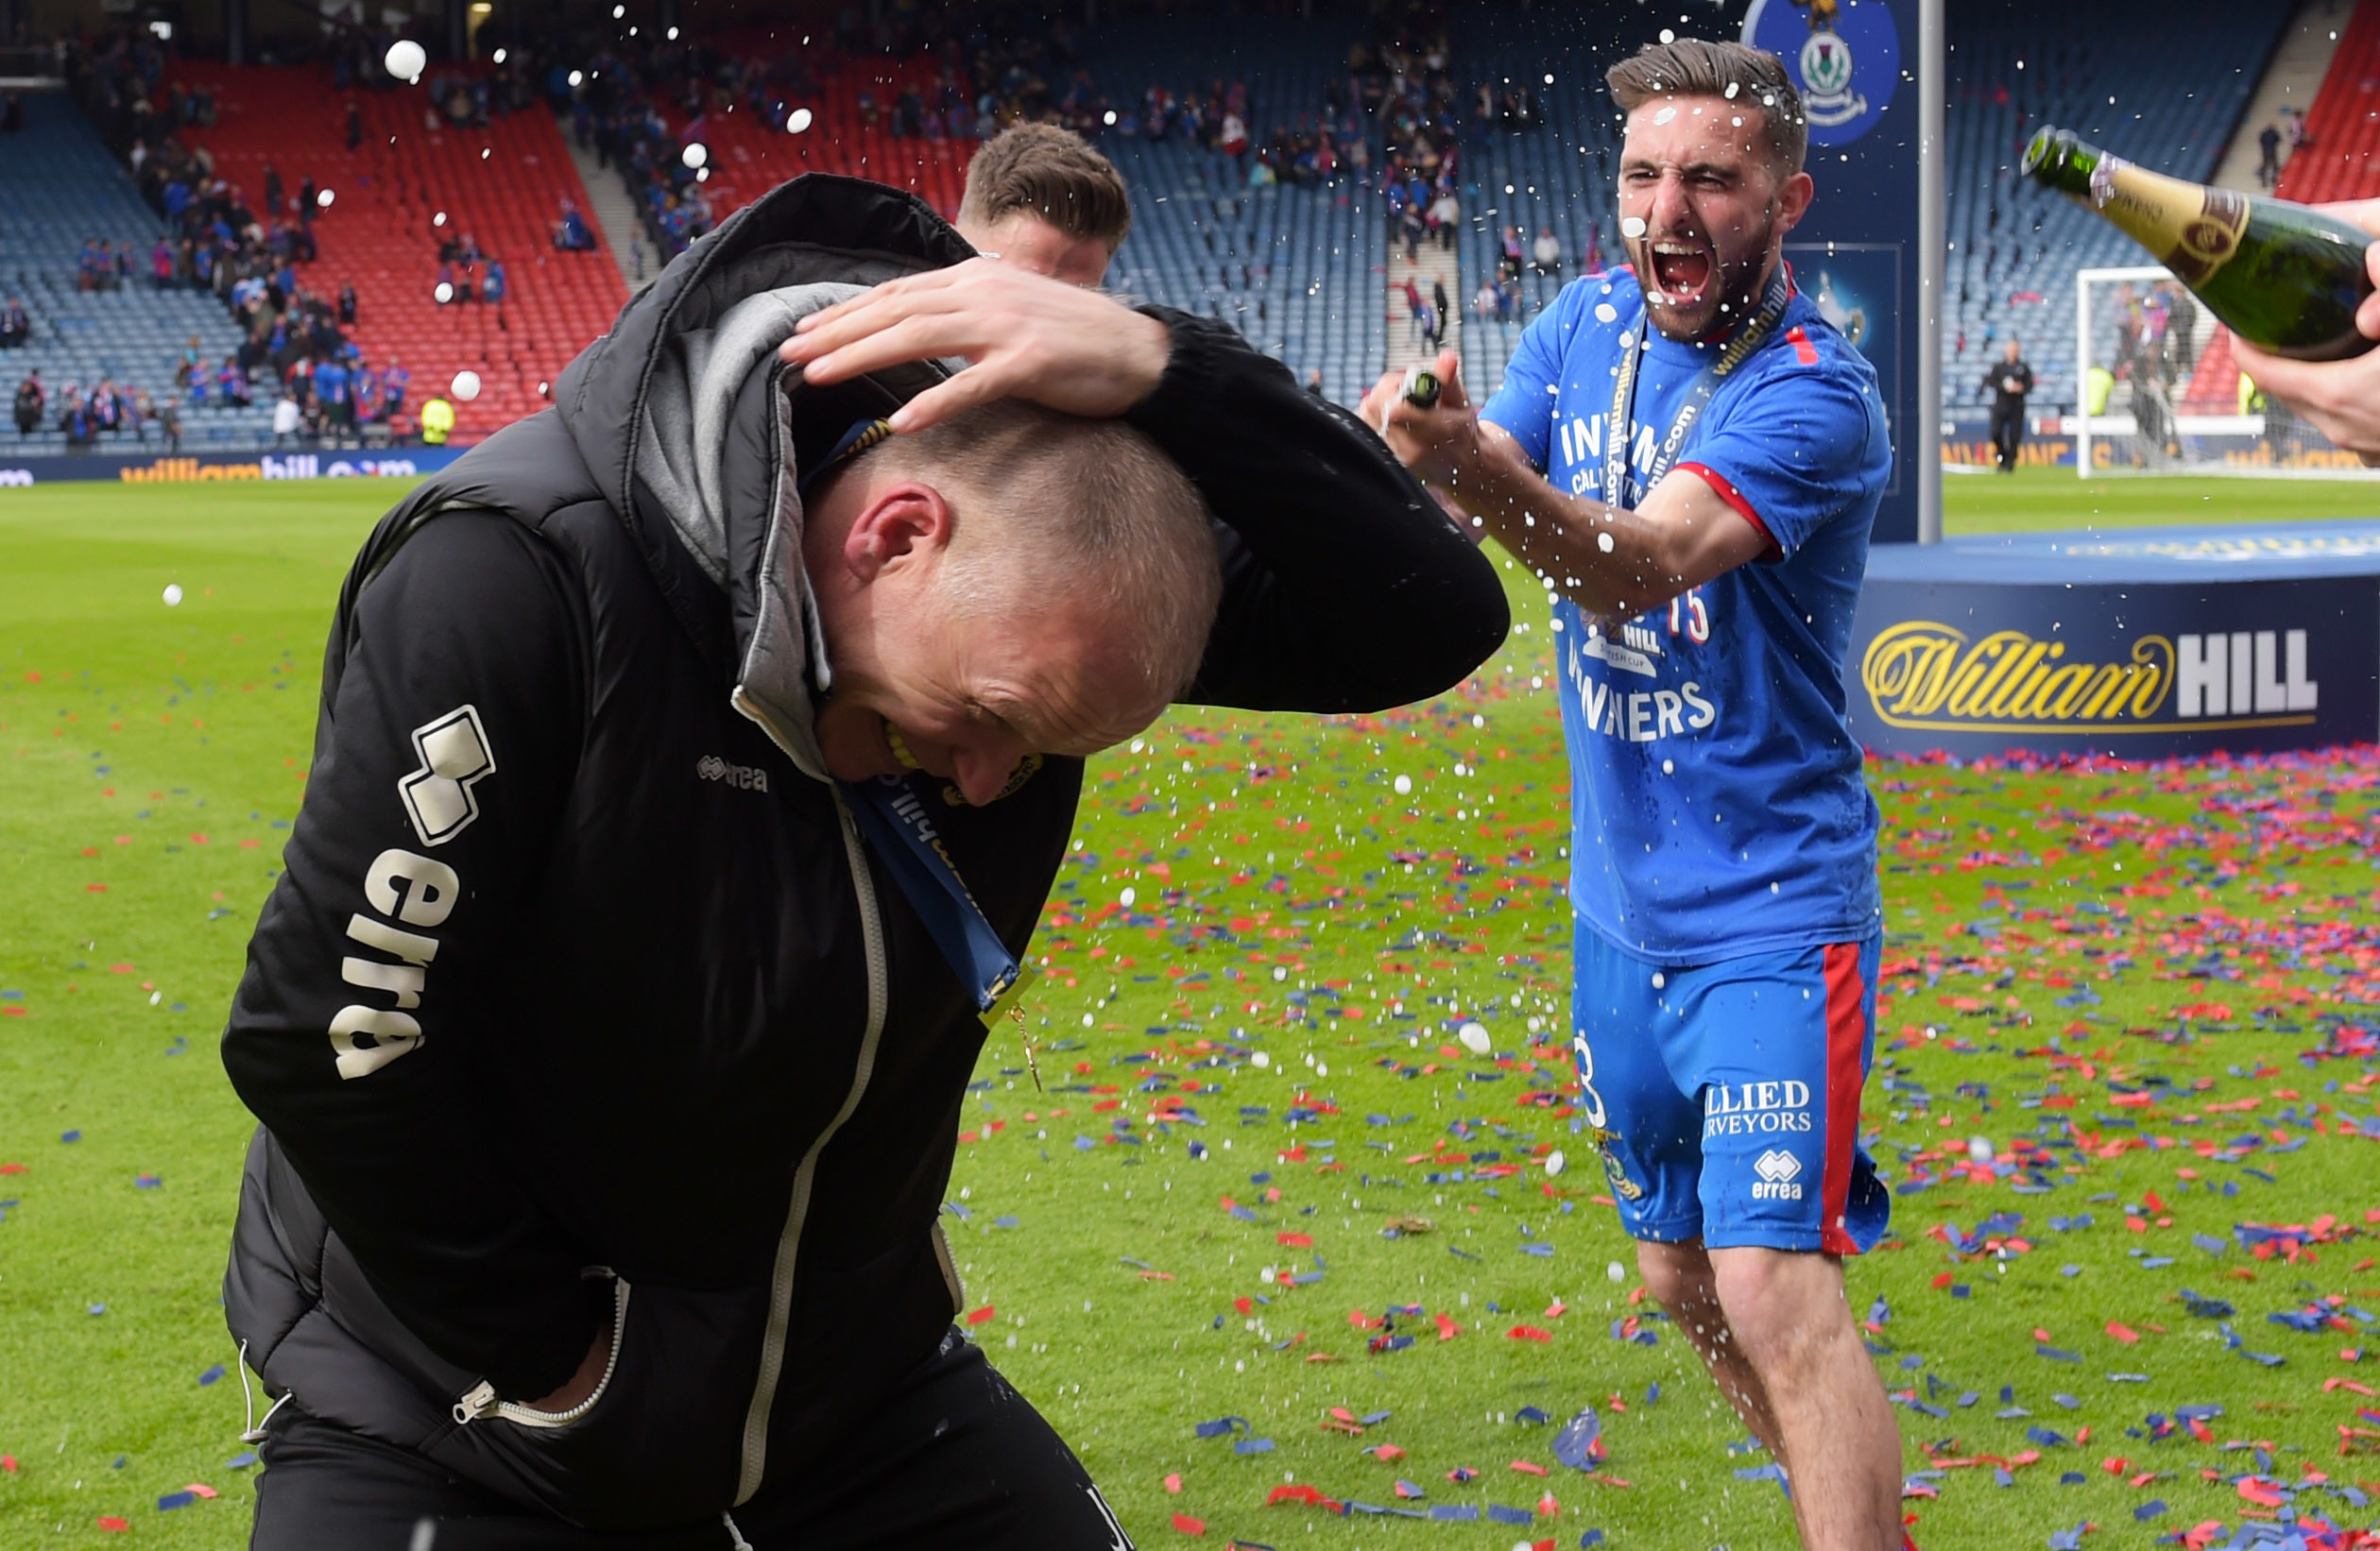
[1679,461,1781,559]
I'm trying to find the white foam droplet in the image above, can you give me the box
[162,584,182,606]
[1393,774,1413,795]
[1652,105,1678,125]
[1459,1022,1491,1055]
[384,39,426,81]
[1651,972,1667,990]
[1607,1260,1628,1284]
[449,370,481,402]
[1594,302,1618,323]
[1661,758,1674,776]
[1725,82,1741,99]
[1252,1051,1270,1068]
[1620,215,1648,240]
[1544,1150,1567,1177]
[680,142,708,170]
[1597,531,1616,554]
[787,108,813,134]
[1120,886,1136,907]
[1316,1062,1329,1078]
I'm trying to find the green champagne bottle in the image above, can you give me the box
[2022,127,2377,361]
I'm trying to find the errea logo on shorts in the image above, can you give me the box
[1752,1149,1805,1201]
[696,755,770,792]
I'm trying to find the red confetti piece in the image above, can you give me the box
[1171,1512,1207,1536]
[2106,1321,2140,1344]
[1435,1312,1461,1340]
[1507,1324,1552,1342]
[1163,1474,1182,1494]
[1510,1458,1548,1475]
[97,1518,129,1532]
[965,1305,996,1326]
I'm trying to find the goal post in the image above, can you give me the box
[2069,265,2370,477]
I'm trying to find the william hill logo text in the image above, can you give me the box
[1861,623,2319,734]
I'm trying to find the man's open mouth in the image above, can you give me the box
[1649,239,1714,304]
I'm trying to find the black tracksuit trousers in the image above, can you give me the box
[251,1331,1133,1551]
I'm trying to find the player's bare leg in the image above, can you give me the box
[1635,1238,1783,1457]
[1710,1246,1904,1551]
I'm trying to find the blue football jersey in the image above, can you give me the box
[1481,266,1890,964]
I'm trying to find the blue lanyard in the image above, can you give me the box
[1602,265,1792,509]
[842,774,1036,1027]
[807,418,1034,1027]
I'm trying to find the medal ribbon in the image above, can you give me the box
[843,774,1036,1027]
[1601,265,1793,510]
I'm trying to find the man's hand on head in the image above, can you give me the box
[778,259,1171,434]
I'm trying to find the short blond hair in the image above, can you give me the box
[864,400,1218,696]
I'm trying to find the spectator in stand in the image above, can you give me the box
[1432,279,1451,337]
[1532,225,1563,277]
[338,284,358,326]
[1429,189,1460,249]
[381,355,410,419]
[91,378,123,435]
[60,389,94,451]
[13,369,43,435]
[1498,224,1525,281]
[219,357,251,408]
[482,260,508,311]
[314,354,352,434]
[2257,120,2282,190]
[352,358,382,423]
[131,383,158,441]
[272,392,302,448]
[1474,278,1499,324]
[158,395,181,453]
[1305,367,1326,395]
[78,239,105,291]
[265,164,283,219]
[553,198,596,251]
[152,237,175,288]
[0,296,27,349]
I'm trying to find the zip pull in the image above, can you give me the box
[452,1379,501,1426]
[1010,1002,1043,1093]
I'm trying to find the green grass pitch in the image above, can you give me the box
[2,475,2376,1549]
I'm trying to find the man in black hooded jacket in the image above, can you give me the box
[221,174,1507,1549]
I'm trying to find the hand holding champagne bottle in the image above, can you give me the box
[2227,200,2380,467]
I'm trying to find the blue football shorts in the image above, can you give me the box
[1569,917,1889,1255]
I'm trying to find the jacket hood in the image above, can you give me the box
[553,174,976,779]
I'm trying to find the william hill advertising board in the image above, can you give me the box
[1849,523,2380,758]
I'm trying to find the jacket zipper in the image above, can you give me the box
[727,700,892,1506]
[453,1273,630,1429]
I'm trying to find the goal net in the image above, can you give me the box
[2071,265,2363,476]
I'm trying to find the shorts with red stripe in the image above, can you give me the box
[1569,920,1888,1254]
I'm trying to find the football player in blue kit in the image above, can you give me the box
[1363,35,1904,1551]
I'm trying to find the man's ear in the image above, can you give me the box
[1773,170,1816,239]
[841,480,955,585]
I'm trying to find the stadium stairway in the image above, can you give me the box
[168,63,628,440]
[2211,0,2353,193]
[0,89,279,457]
[561,121,656,289]
[2275,0,2380,202]
[1383,239,1460,384]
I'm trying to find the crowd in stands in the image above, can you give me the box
[44,29,437,447]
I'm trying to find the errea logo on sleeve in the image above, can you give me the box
[399,706,496,846]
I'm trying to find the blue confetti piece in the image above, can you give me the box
[1360,1410,1393,1426]
[1427,1506,1479,1523]
[1868,1296,1891,1325]
[1235,1437,1275,1455]
[991,1216,1019,1229]
[944,1202,973,1220]
[197,1364,224,1387]
[225,1452,257,1470]
[1485,1505,1533,1525]
[61,1130,81,1143]
[1580,1534,1605,1548]
[1515,1406,1551,1425]
[157,1491,196,1511]
[2059,1472,2086,1486]
[2192,1233,2227,1256]
[1193,1416,1248,1440]
[2051,1393,2080,1411]
[88,1303,106,1316]
[1519,1242,1554,1256]
[2035,1345,2082,1363]
[2025,1426,2067,1448]
[2046,1523,2091,1550]
[2132,1499,2167,1521]
[1552,1407,1602,1471]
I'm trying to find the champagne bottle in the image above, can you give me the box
[2022,127,2376,361]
